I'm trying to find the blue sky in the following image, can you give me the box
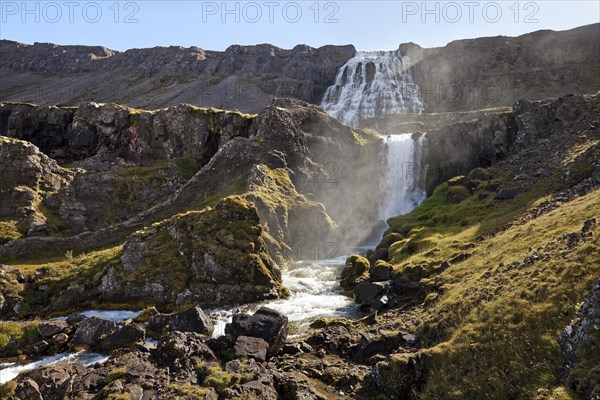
[1,1,599,51]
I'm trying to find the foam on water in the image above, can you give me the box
[209,255,356,338]
[0,351,108,384]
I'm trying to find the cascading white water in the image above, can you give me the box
[321,50,424,127]
[378,134,427,221]
[210,256,358,338]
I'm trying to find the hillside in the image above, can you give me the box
[0,93,598,399]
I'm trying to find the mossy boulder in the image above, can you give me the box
[446,185,471,204]
[98,196,287,307]
[340,255,370,291]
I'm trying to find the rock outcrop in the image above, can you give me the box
[99,196,287,307]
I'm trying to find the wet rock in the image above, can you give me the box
[207,335,236,361]
[69,317,117,350]
[38,320,69,338]
[354,281,390,305]
[234,336,269,361]
[225,306,288,357]
[168,305,214,336]
[496,186,525,200]
[105,323,146,351]
[371,295,389,311]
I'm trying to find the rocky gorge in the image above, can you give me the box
[0,25,599,400]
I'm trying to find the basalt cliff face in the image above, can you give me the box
[1,24,598,113]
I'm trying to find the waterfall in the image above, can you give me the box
[321,50,424,128]
[378,133,427,221]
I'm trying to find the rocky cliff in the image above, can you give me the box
[0,97,381,315]
[1,24,598,113]
[0,41,355,113]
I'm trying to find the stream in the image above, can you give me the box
[0,255,359,384]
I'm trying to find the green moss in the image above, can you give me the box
[0,381,17,400]
[198,364,254,395]
[106,367,127,383]
[176,157,201,180]
[167,383,209,398]
[38,203,67,236]
[0,321,40,350]
[107,394,131,400]
[0,220,22,244]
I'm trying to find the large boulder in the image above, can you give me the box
[104,324,146,351]
[168,305,214,336]
[225,307,288,357]
[98,196,287,307]
[69,317,117,349]
[340,255,370,291]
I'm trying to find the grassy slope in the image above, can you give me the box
[376,129,599,399]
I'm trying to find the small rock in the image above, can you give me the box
[371,295,389,311]
[51,333,69,346]
[32,340,50,354]
[317,348,327,358]
[15,379,43,400]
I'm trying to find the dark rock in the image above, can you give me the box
[147,313,170,336]
[207,335,235,361]
[156,331,216,366]
[496,186,525,200]
[38,320,69,338]
[368,248,388,265]
[234,336,269,361]
[371,295,389,311]
[582,218,597,233]
[32,340,50,354]
[69,317,117,349]
[354,282,390,305]
[168,305,214,336]
[280,343,303,356]
[105,323,145,351]
[225,307,288,357]
[14,379,43,400]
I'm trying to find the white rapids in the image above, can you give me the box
[209,255,358,338]
[0,351,108,384]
